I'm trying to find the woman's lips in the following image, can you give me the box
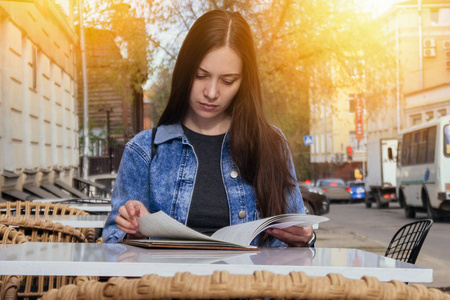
[199,103,217,111]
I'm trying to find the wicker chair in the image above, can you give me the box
[0,223,28,245]
[0,215,87,243]
[0,201,96,242]
[0,217,97,300]
[0,224,27,300]
[41,270,450,300]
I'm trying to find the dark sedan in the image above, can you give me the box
[299,184,330,215]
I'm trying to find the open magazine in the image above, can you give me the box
[122,211,329,250]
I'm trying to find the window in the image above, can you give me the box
[410,114,422,126]
[348,95,355,113]
[402,133,411,165]
[444,125,450,157]
[410,132,419,165]
[431,8,450,26]
[32,46,37,90]
[418,130,427,163]
[402,127,436,165]
[425,127,435,163]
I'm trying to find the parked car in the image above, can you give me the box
[299,184,330,215]
[315,178,351,203]
[347,180,365,202]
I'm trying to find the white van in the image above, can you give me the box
[396,115,450,220]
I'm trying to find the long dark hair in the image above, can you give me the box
[158,10,296,218]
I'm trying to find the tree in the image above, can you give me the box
[150,67,172,123]
[144,0,397,177]
[78,0,151,98]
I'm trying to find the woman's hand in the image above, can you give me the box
[265,225,314,247]
[115,200,151,239]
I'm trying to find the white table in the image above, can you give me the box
[64,203,111,214]
[0,243,432,283]
[8,215,107,228]
[30,199,112,213]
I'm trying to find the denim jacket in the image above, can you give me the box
[102,123,305,246]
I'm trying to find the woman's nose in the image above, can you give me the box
[204,81,219,100]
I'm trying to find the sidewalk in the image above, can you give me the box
[315,223,450,291]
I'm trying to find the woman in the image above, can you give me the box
[103,9,314,247]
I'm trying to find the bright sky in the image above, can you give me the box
[362,0,403,17]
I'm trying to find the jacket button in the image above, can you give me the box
[230,170,238,178]
[238,210,246,219]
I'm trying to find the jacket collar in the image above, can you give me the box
[154,123,184,145]
[154,122,231,145]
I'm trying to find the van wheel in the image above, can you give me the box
[304,202,315,215]
[404,205,415,218]
[425,194,440,221]
[365,195,372,208]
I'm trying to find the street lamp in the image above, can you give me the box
[99,106,113,173]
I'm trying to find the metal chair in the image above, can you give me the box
[385,219,433,264]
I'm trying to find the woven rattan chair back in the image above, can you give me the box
[0,223,28,244]
[0,201,95,242]
[0,224,27,300]
[0,217,96,300]
[385,219,433,264]
[0,215,87,243]
[41,270,450,300]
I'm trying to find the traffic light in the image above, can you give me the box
[347,146,353,161]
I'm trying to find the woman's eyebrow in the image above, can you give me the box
[198,67,241,77]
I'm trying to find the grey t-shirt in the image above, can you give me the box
[183,126,230,235]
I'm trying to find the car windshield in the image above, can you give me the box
[318,179,346,187]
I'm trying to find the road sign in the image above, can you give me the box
[303,135,313,146]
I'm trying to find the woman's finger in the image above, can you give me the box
[266,226,313,247]
[124,201,142,228]
[118,205,131,220]
[115,215,137,234]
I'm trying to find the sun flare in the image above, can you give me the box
[362,0,403,16]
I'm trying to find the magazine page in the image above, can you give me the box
[137,211,329,248]
[211,214,329,246]
[138,211,221,241]
[137,211,255,248]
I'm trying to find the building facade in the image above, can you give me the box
[310,0,450,182]
[0,0,79,199]
[367,0,450,142]
[77,24,147,175]
[310,88,367,181]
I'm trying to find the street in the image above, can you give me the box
[316,201,450,289]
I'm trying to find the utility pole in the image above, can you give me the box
[418,0,423,90]
[396,9,401,134]
[79,0,90,179]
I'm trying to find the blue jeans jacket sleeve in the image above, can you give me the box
[102,142,151,243]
